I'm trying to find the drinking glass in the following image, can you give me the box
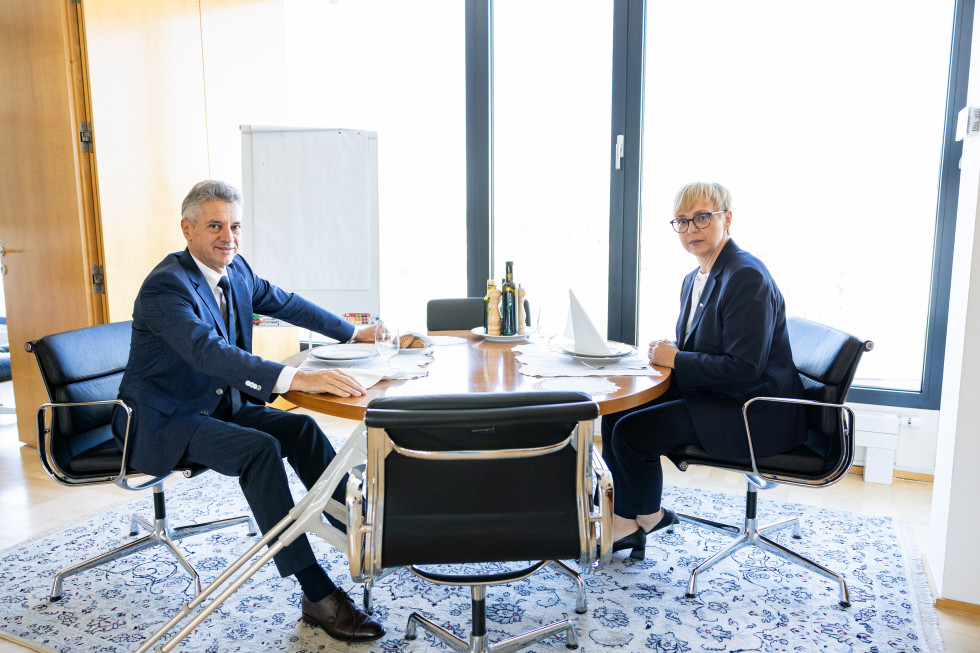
[536,308,557,349]
[375,321,400,368]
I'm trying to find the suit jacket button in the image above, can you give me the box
[200,411,208,416]
[216,388,224,395]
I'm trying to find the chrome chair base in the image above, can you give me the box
[677,482,850,608]
[50,482,258,602]
[404,584,579,653]
[550,559,588,614]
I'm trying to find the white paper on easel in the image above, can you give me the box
[565,290,612,355]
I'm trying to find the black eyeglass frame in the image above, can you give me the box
[670,210,727,233]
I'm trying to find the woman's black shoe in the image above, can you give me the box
[642,508,679,535]
[611,529,646,560]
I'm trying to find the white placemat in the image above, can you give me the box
[426,335,467,346]
[514,343,661,377]
[531,376,620,396]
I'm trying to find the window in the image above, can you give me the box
[491,0,614,328]
[285,0,466,330]
[636,1,957,399]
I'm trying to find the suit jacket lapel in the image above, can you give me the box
[685,276,716,345]
[678,239,739,349]
[676,272,696,346]
[179,249,230,341]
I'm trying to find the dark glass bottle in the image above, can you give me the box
[501,261,517,336]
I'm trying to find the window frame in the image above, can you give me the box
[463,0,972,409]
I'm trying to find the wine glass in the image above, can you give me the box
[536,308,557,349]
[375,320,400,369]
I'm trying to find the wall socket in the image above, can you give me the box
[901,416,923,429]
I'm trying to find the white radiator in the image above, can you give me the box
[853,410,900,485]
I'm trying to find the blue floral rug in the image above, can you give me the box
[0,465,942,652]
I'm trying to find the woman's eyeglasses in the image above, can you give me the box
[670,210,726,233]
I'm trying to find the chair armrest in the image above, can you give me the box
[591,445,613,568]
[35,398,133,487]
[741,395,855,485]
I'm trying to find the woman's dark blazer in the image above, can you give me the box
[672,239,806,460]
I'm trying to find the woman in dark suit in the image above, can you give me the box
[603,182,806,558]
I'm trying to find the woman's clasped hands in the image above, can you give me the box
[647,339,678,369]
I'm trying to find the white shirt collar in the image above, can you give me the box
[188,251,225,292]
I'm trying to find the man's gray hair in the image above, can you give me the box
[181,180,242,225]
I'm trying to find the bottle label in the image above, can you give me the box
[502,291,516,335]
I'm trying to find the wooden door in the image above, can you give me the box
[82,0,212,322]
[0,1,107,446]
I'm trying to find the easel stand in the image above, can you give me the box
[134,423,369,653]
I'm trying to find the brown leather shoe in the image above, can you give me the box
[301,589,385,641]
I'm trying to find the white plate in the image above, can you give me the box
[309,343,379,361]
[559,342,635,359]
[471,326,530,343]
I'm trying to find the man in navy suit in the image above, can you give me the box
[116,180,384,641]
[601,182,806,560]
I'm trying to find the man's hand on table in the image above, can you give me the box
[291,369,366,397]
[351,324,382,343]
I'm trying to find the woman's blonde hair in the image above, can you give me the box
[673,182,732,215]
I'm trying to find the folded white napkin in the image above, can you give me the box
[299,354,430,388]
[343,367,402,389]
[566,290,612,356]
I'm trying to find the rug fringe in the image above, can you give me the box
[897,520,945,653]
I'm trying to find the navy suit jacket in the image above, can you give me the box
[672,239,806,460]
[117,249,356,477]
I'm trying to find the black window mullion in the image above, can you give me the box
[607,0,645,345]
[466,0,492,298]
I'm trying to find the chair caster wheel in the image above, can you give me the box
[566,644,579,650]
[839,601,851,608]
[49,595,62,602]
[404,635,417,641]
[684,593,696,599]
[792,534,802,539]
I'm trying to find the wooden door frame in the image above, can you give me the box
[0,1,107,446]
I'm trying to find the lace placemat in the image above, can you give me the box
[531,376,620,396]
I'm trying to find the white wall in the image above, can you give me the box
[925,5,980,606]
[848,403,939,476]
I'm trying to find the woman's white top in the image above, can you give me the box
[683,270,709,344]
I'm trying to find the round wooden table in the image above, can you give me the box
[282,330,671,420]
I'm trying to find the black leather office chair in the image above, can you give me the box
[666,317,872,607]
[426,297,532,331]
[28,321,257,601]
[347,392,612,652]
[0,316,13,416]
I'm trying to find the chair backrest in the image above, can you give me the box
[426,297,532,331]
[28,321,132,480]
[787,316,871,440]
[426,297,485,331]
[361,392,598,574]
